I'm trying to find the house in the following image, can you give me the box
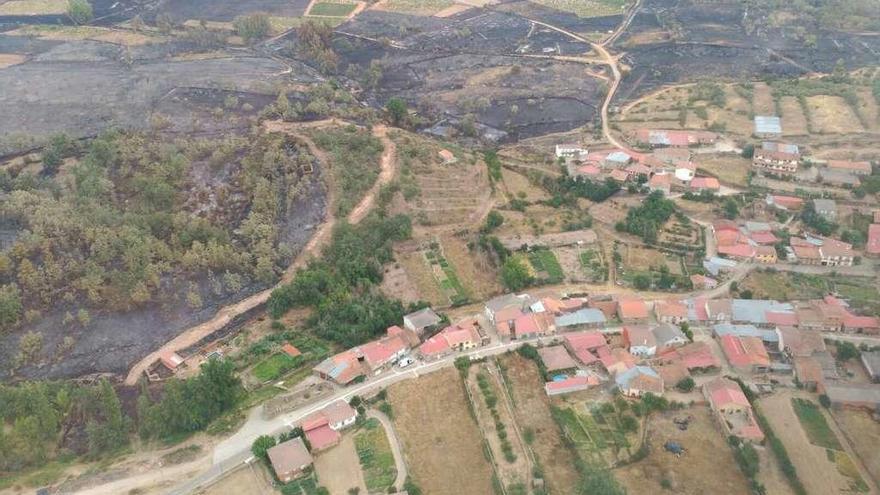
[617,297,649,323]
[301,400,358,452]
[417,320,483,359]
[655,300,688,325]
[668,341,720,372]
[485,294,530,323]
[752,142,799,175]
[819,168,861,188]
[703,377,764,442]
[607,150,634,168]
[554,308,606,330]
[417,334,451,360]
[438,149,457,165]
[653,323,688,352]
[563,331,608,365]
[609,169,630,183]
[808,236,854,267]
[623,325,657,357]
[719,335,770,372]
[403,307,442,337]
[690,177,720,192]
[634,129,717,148]
[843,315,880,334]
[555,144,587,160]
[690,274,718,290]
[513,313,551,340]
[713,323,779,345]
[826,160,872,176]
[778,326,825,358]
[765,194,804,211]
[867,224,880,257]
[861,351,880,382]
[674,161,696,182]
[648,172,672,194]
[313,350,364,385]
[754,115,782,137]
[654,360,690,389]
[267,437,313,482]
[615,366,664,397]
[824,384,880,410]
[159,351,184,371]
[281,343,302,358]
[545,375,600,396]
[538,345,579,372]
[358,333,410,373]
[812,199,837,221]
[600,347,638,375]
[793,356,824,392]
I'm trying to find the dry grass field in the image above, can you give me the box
[372,0,455,16]
[499,354,581,494]
[807,95,865,134]
[752,82,776,116]
[0,0,65,15]
[779,96,810,135]
[696,154,751,187]
[440,233,501,302]
[833,409,880,484]
[314,435,367,495]
[379,261,422,305]
[532,0,630,18]
[387,368,496,495]
[394,245,447,307]
[615,406,752,495]
[200,464,274,495]
[0,53,25,69]
[8,25,158,45]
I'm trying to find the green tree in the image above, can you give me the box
[86,380,130,456]
[385,98,408,126]
[835,341,860,362]
[741,143,755,159]
[483,210,504,233]
[68,0,94,24]
[675,377,695,392]
[501,257,533,291]
[723,198,739,220]
[0,284,22,332]
[233,13,271,43]
[679,321,693,341]
[632,274,651,290]
[251,435,277,463]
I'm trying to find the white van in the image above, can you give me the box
[398,356,415,368]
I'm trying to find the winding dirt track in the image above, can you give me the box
[123,121,397,385]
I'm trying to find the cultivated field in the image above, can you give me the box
[386,368,496,495]
[499,354,581,494]
[615,406,752,495]
[372,0,455,16]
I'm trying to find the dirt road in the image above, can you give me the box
[123,120,397,386]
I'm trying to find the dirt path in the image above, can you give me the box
[367,409,408,492]
[123,120,397,386]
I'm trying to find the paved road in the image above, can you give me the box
[366,409,407,492]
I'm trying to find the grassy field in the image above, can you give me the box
[387,368,495,495]
[0,0,65,15]
[251,352,302,382]
[552,402,636,467]
[740,271,828,301]
[309,2,357,17]
[835,409,880,483]
[532,0,629,18]
[375,0,455,16]
[697,155,751,188]
[424,241,469,305]
[311,127,384,217]
[791,399,842,450]
[355,418,398,492]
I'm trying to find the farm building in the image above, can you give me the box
[554,308,606,330]
[623,325,657,357]
[654,300,688,325]
[826,160,872,176]
[617,297,649,323]
[824,384,880,410]
[545,375,600,396]
[719,335,770,372]
[403,307,443,336]
[861,351,880,382]
[615,366,663,397]
[562,330,609,365]
[538,345,578,372]
[267,437,313,482]
[652,323,688,352]
[703,377,764,442]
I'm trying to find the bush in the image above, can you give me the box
[68,0,93,23]
[675,377,695,393]
[233,13,271,42]
[501,257,534,291]
[251,435,276,463]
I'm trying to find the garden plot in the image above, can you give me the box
[308,2,358,18]
[526,248,566,285]
[465,364,532,491]
[422,240,470,306]
[395,244,447,307]
[615,406,752,495]
[618,245,688,291]
[759,393,869,495]
[553,402,640,468]
[556,245,607,283]
[498,354,581,494]
[354,418,397,493]
[531,0,630,18]
[439,233,501,302]
[378,261,421,305]
[657,215,700,250]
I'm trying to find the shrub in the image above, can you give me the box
[233,13,271,42]
[68,0,94,24]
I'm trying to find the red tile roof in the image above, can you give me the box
[618,298,648,320]
[282,343,302,358]
[359,335,408,370]
[749,231,779,245]
[673,342,720,370]
[563,331,607,351]
[720,335,770,369]
[868,224,880,255]
[827,160,871,174]
[655,300,687,318]
[718,243,755,258]
[843,315,880,330]
[514,313,542,338]
[545,375,599,394]
[707,378,750,408]
[770,195,804,209]
[765,311,798,326]
[690,177,720,190]
[305,424,340,451]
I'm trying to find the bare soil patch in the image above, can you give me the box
[386,368,495,495]
[499,354,581,494]
[615,406,751,495]
[0,53,25,68]
[314,434,367,495]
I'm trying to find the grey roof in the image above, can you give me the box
[606,151,632,163]
[615,366,660,388]
[555,308,606,328]
[761,141,799,154]
[485,293,530,313]
[703,256,737,276]
[713,323,779,343]
[826,384,880,407]
[731,299,793,325]
[745,221,771,233]
[653,323,686,345]
[812,198,837,212]
[754,116,782,135]
[819,169,861,186]
[861,351,880,377]
[404,307,442,329]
